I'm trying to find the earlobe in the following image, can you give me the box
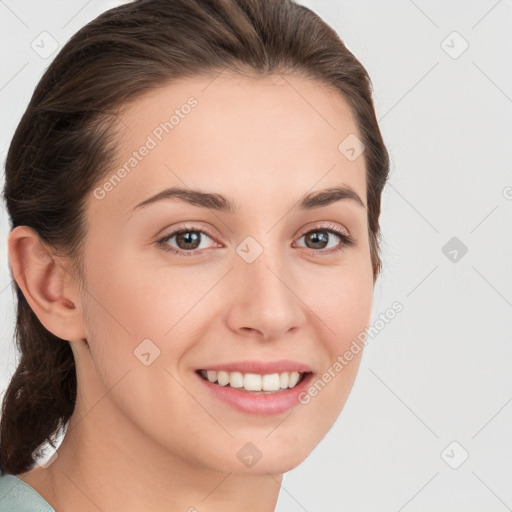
[7,225,85,342]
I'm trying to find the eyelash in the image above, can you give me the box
[156,223,356,258]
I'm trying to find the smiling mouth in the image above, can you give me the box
[196,369,311,394]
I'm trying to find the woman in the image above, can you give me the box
[0,0,389,509]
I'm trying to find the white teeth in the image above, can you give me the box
[288,371,300,388]
[217,370,230,386]
[244,373,261,391]
[262,373,280,391]
[229,371,244,388]
[199,370,306,392]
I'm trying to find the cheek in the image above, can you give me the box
[80,251,218,405]
[304,261,372,403]
[310,261,374,347]
[293,272,371,438]
[82,249,182,342]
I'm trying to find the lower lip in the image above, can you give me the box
[195,371,314,415]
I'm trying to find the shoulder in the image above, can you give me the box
[0,474,55,512]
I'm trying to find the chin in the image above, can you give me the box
[206,436,315,476]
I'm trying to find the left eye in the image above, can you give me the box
[296,229,342,250]
[294,225,356,255]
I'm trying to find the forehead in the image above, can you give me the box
[90,72,366,220]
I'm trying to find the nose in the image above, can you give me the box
[225,246,306,341]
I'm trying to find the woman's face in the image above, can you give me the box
[75,71,373,475]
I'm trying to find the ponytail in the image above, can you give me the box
[0,294,76,475]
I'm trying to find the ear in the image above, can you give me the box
[7,225,87,343]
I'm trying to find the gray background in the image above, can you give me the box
[1,1,511,511]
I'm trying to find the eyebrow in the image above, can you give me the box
[131,184,365,215]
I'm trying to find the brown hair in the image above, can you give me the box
[0,0,389,475]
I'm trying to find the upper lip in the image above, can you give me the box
[197,359,312,375]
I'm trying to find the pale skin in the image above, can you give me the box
[9,71,374,511]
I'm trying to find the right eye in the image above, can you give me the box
[156,225,220,257]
